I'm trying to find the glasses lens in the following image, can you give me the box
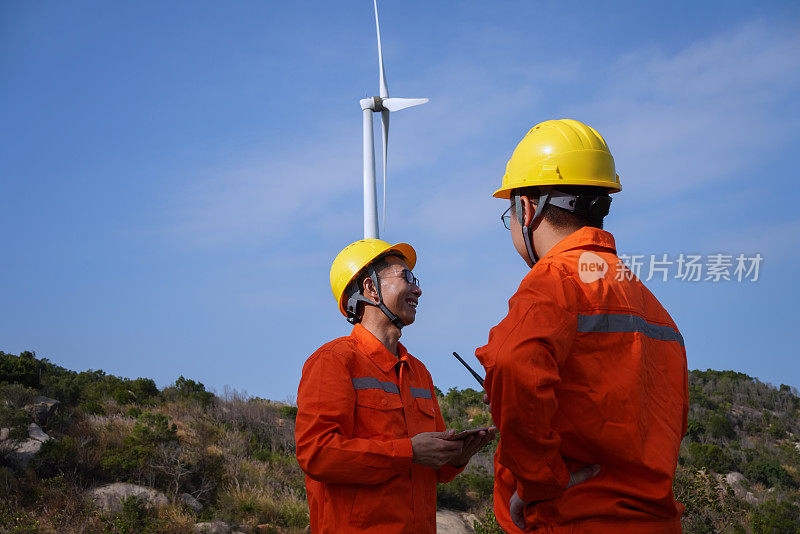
[404,269,419,287]
[501,206,513,230]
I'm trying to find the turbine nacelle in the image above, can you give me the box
[361,96,429,112]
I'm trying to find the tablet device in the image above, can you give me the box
[446,427,494,440]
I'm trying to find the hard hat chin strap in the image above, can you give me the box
[515,188,552,267]
[345,265,406,329]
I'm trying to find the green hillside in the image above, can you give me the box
[1,351,799,533]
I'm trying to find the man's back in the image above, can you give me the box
[477,227,688,533]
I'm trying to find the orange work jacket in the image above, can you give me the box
[476,227,688,533]
[295,323,463,533]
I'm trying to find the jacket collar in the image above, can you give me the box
[351,323,408,373]
[540,226,616,262]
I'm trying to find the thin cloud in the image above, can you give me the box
[163,19,799,259]
[583,21,800,201]
[163,127,360,249]
[709,217,800,263]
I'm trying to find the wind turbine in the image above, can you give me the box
[360,0,428,239]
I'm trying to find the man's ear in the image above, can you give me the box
[519,195,537,227]
[361,276,378,301]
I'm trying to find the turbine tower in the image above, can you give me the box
[360,0,428,239]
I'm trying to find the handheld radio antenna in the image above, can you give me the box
[452,352,484,387]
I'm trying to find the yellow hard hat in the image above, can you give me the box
[330,239,416,318]
[493,119,621,199]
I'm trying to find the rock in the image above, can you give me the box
[725,472,746,486]
[744,491,760,505]
[193,521,231,534]
[180,492,203,512]
[27,423,50,443]
[8,438,44,468]
[0,424,52,468]
[436,509,477,534]
[90,482,169,513]
[24,396,60,425]
[722,472,755,501]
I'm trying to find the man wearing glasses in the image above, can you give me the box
[295,239,495,533]
[477,119,688,533]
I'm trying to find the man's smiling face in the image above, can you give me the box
[375,255,422,326]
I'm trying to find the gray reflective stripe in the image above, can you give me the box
[578,314,685,347]
[351,377,400,394]
[410,387,432,399]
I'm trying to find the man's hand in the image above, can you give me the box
[566,463,601,489]
[448,427,496,467]
[509,491,527,531]
[509,464,601,530]
[411,430,463,469]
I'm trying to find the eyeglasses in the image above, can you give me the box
[380,268,420,287]
[501,206,513,230]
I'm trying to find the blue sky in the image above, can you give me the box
[2,1,799,401]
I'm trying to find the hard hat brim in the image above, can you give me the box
[493,178,622,199]
[388,242,417,271]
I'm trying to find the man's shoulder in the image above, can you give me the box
[546,244,681,330]
[403,352,432,377]
[512,258,579,307]
[306,335,360,366]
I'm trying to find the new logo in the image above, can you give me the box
[578,252,609,283]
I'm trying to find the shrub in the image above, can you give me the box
[689,385,718,411]
[130,378,159,402]
[31,438,77,478]
[216,484,308,528]
[673,466,747,533]
[743,458,795,489]
[213,392,295,454]
[174,376,214,406]
[101,495,156,533]
[252,448,288,464]
[132,412,177,444]
[26,474,104,532]
[0,382,37,444]
[0,383,37,408]
[0,405,31,443]
[0,351,45,390]
[769,421,787,440]
[751,499,800,533]
[79,400,106,416]
[437,466,493,512]
[473,506,504,534]
[707,414,735,440]
[101,412,179,484]
[0,500,41,533]
[687,443,735,473]
[686,419,705,441]
[279,405,298,420]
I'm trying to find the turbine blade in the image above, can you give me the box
[381,109,389,232]
[382,97,429,112]
[374,0,389,98]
